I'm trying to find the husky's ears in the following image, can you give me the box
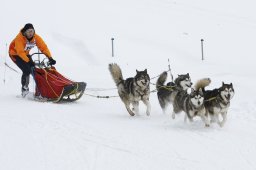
[230,83,233,87]
[222,81,225,86]
[187,73,189,76]
[198,88,203,93]
[137,69,147,73]
[190,88,195,93]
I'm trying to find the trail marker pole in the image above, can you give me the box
[201,39,204,60]
[111,38,114,57]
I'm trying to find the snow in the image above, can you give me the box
[1,0,256,169]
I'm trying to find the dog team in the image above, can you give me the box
[109,63,235,127]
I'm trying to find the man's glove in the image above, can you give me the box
[49,58,56,65]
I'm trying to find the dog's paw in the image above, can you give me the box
[219,122,225,127]
[205,123,210,127]
[146,109,150,116]
[172,113,175,119]
[128,111,135,116]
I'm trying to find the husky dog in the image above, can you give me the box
[195,79,235,127]
[171,87,210,127]
[109,63,151,116]
[156,71,193,112]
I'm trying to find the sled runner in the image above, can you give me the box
[32,53,86,102]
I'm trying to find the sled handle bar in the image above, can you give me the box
[30,52,45,57]
[31,53,52,68]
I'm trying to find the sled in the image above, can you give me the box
[32,53,86,103]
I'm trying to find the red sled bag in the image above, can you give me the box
[32,53,86,102]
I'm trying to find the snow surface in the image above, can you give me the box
[1,0,256,169]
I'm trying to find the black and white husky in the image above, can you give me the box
[195,79,235,127]
[156,71,193,113]
[171,87,210,127]
[109,63,151,116]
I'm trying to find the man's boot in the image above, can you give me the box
[21,75,30,97]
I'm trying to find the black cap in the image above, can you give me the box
[21,23,34,34]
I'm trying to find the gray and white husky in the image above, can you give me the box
[195,79,235,127]
[156,71,193,113]
[171,87,210,127]
[109,63,151,116]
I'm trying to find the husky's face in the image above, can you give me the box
[135,69,150,87]
[190,88,204,107]
[220,82,235,102]
[177,73,193,90]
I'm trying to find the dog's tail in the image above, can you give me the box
[156,71,167,90]
[194,78,211,91]
[109,63,124,86]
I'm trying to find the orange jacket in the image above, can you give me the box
[9,31,52,62]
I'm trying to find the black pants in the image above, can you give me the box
[11,55,33,88]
